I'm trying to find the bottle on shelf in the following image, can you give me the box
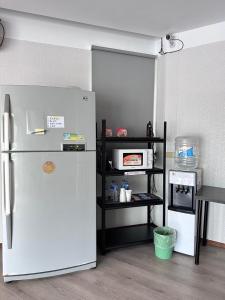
[108,181,119,202]
[146,121,154,137]
[120,179,129,190]
[119,188,126,202]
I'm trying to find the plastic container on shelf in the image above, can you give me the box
[108,181,119,202]
[121,180,129,190]
[175,136,199,170]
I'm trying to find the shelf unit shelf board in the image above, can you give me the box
[98,223,156,251]
[97,167,164,176]
[97,137,164,143]
[97,194,163,210]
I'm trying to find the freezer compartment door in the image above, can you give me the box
[0,85,95,151]
[2,151,96,276]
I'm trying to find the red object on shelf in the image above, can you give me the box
[105,128,113,137]
[116,128,128,137]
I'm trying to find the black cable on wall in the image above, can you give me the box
[0,19,5,48]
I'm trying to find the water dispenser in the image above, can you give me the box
[168,169,202,212]
[168,169,202,256]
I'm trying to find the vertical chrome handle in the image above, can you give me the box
[2,153,12,249]
[1,111,4,149]
[2,94,10,151]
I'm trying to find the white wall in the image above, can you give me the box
[156,39,225,243]
[176,20,225,50]
[158,20,225,53]
[0,9,158,54]
[0,38,91,89]
[154,21,225,243]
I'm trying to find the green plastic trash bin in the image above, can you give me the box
[153,227,176,260]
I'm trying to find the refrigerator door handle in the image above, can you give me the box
[2,94,11,151]
[2,153,12,249]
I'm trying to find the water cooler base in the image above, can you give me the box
[168,210,195,256]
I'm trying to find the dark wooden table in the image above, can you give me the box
[195,185,225,264]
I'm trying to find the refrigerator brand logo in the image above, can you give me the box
[42,161,56,174]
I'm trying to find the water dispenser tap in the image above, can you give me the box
[180,186,185,193]
[185,187,190,194]
[176,185,180,193]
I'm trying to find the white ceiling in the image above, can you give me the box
[0,0,225,36]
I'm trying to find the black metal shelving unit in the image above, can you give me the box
[97,120,167,254]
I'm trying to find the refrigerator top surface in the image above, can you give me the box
[0,85,96,152]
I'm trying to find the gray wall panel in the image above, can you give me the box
[93,48,155,136]
[92,48,155,228]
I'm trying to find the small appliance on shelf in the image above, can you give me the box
[112,149,153,170]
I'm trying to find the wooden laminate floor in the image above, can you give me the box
[0,244,225,300]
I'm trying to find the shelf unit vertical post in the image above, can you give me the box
[163,121,167,226]
[101,119,106,253]
[147,138,152,224]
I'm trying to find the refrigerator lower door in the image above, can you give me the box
[2,151,96,281]
[168,210,195,256]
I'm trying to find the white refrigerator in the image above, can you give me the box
[0,85,96,282]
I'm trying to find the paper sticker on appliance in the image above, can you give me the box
[63,133,85,141]
[47,116,64,128]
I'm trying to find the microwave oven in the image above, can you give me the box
[112,149,153,170]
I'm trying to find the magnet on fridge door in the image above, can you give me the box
[33,128,46,135]
[42,161,56,174]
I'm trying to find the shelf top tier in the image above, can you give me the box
[97,136,164,143]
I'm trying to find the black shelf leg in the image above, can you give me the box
[195,200,203,265]
[162,122,167,226]
[202,201,209,246]
[101,119,107,254]
[147,173,151,224]
[101,209,106,254]
[147,206,151,224]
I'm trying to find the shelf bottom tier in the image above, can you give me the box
[98,223,156,252]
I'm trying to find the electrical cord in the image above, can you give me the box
[159,37,184,55]
[151,173,157,193]
[146,121,158,194]
[148,206,154,224]
[0,19,5,48]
